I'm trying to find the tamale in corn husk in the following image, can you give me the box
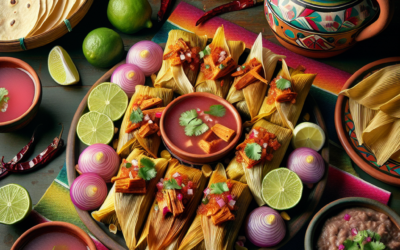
[339,65,400,165]
[136,159,212,250]
[195,26,245,98]
[91,184,120,231]
[154,30,207,95]
[179,163,252,250]
[114,149,169,250]
[226,119,292,206]
[117,86,174,158]
[245,61,316,130]
[226,33,285,119]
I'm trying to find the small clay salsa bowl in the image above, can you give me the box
[305,197,400,250]
[160,92,242,165]
[11,221,96,250]
[0,57,42,133]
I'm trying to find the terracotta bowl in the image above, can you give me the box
[0,57,42,133]
[160,92,242,165]
[305,197,400,249]
[335,57,400,186]
[11,221,96,250]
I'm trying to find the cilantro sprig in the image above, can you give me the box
[244,143,262,161]
[164,178,182,190]
[179,109,198,126]
[210,182,229,194]
[204,105,226,117]
[343,230,386,250]
[0,88,9,113]
[276,78,291,90]
[130,107,143,123]
[179,109,209,136]
[138,157,157,181]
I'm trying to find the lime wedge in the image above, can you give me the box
[292,122,325,151]
[261,168,303,210]
[77,111,114,146]
[88,82,128,121]
[48,46,80,85]
[0,184,32,225]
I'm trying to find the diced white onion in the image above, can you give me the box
[186,52,192,58]
[129,171,134,179]
[172,172,181,178]
[220,51,226,55]
[132,159,138,166]
[144,114,150,121]
[188,189,193,195]
[148,120,153,124]
[229,200,236,207]
[237,67,241,71]
[263,143,268,149]
[180,54,185,60]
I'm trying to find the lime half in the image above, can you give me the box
[88,82,128,121]
[48,46,80,85]
[0,184,32,225]
[292,122,325,151]
[261,168,303,210]
[77,111,114,146]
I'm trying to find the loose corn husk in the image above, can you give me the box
[114,149,169,250]
[179,163,252,250]
[137,159,212,250]
[349,99,378,145]
[117,86,174,158]
[227,119,292,206]
[155,30,207,95]
[226,33,285,119]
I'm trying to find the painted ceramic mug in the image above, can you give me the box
[264,0,393,58]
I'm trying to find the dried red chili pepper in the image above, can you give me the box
[196,0,262,26]
[1,124,64,173]
[158,0,174,22]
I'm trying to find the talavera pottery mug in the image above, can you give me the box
[264,0,394,58]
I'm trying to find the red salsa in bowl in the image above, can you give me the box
[161,92,241,164]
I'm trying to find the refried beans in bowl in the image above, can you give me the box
[317,207,400,250]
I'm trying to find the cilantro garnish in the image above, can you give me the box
[179,109,198,126]
[138,158,157,181]
[125,163,132,168]
[276,78,291,90]
[0,88,9,113]
[180,109,209,136]
[343,230,386,250]
[130,107,143,123]
[244,143,262,161]
[164,178,182,190]
[185,122,209,136]
[204,105,226,117]
[210,182,229,194]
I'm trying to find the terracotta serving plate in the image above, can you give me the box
[335,57,400,187]
[66,48,329,249]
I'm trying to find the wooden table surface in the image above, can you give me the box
[1,0,399,249]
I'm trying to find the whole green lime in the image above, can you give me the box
[107,0,153,34]
[82,28,124,68]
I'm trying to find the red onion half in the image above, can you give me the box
[126,41,163,76]
[70,173,107,211]
[78,143,120,182]
[111,64,145,98]
[245,207,286,247]
[287,147,325,184]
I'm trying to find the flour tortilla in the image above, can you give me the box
[0,0,40,40]
[27,0,49,37]
[31,0,65,35]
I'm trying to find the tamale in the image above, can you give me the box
[226,33,285,119]
[195,26,245,98]
[114,149,169,250]
[117,86,173,158]
[91,184,120,231]
[349,99,378,145]
[155,30,207,95]
[179,163,252,250]
[136,159,212,250]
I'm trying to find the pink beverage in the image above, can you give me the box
[0,67,35,122]
[22,231,88,250]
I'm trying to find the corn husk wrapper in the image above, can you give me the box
[226,33,285,119]
[195,26,245,98]
[154,30,207,95]
[349,99,378,145]
[117,86,174,158]
[245,62,316,130]
[226,119,292,206]
[137,159,212,250]
[91,184,120,230]
[179,164,252,250]
[114,149,169,250]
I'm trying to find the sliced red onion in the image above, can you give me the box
[78,144,120,182]
[338,244,345,250]
[155,112,162,118]
[344,214,351,221]
[227,195,233,201]
[287,147,325,184]
[127,41,163,76]
[204,187,210,195]
[111,64,145,98]
[70,173,107,211]
[157,182,163,191]
[351,228,358,236]
[217,198,225,208]
[245,207,286,247]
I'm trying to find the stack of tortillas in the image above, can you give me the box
[0,0,85,41]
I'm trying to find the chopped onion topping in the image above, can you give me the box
[186,52,192,58]
[218,57,224,63]
[133,167,139,171]
[163,206,170,216]
[173,172,181,178]
[132,159,138,166]
[180,54,185,60]
[199,111,204,116]
[129,171,134,179]
[177,193,183,201]
[203,187,210,195]
[217,198,225,208]
[344,214,351,221]
[227,195,233,201]
[338,244,345,250]
[148,120,153,124]
[228,199,236,207]
[263,143,268,149]
[220,51,226,55]
[237,67,241,71]
[188,189,193,195]
[351,228,358,236]
[155,112,162,118]
[197,108,201,112]
[144,114,150,121]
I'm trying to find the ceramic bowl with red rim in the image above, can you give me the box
[160,92,242,165]
[335,57,400,186]
[11,221,96,250]
[0,57,42,133]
